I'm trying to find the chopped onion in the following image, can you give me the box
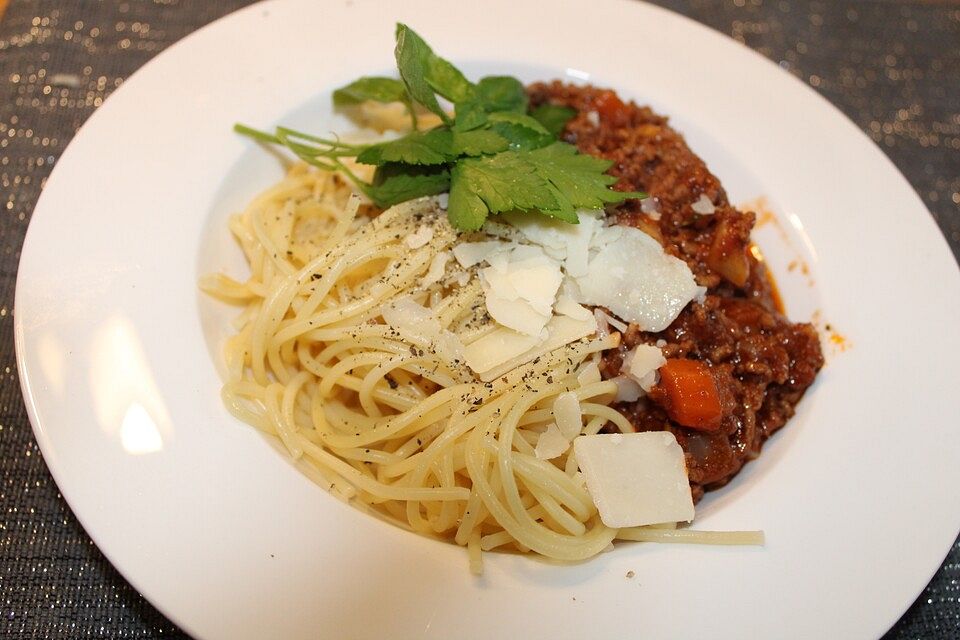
[692,194,716,215]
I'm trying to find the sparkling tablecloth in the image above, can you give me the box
[1,1,958,637]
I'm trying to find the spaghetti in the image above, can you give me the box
[202,163,762,573]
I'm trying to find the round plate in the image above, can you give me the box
[15,1,960,638]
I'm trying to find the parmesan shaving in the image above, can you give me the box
[575,226,700,331]
[553,392,583,440]
[574,432,695,528]
[622,344,666,391]
[535,424,570,460]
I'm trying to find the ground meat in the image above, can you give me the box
[528,82,825,500]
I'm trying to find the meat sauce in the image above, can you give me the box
[528,82,825,501]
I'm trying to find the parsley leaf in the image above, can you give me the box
[394,24,448,121]
[524,142,644,218]
[487,112,554,151]
[450,129,510,156]
[356,129,454,166]
[530,104,577,137]
[368,164,451,208]
[475,76,528,113]
[394,24,473,122]
[333,77,408,107]
[446,143,644,227]
[355,127,509,167]
[448,151,561,228]
[236,25,645,231]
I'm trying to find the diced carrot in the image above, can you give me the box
[594,90,626,123]
[653,359,723,430]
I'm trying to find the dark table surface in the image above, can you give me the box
[1,1,958,638]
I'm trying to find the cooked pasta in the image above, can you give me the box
[202,163,761,573]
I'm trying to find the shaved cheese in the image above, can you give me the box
[535,424,570,460]
[693,285,707,304]
[575,227,700,332]
[381,297,465,364]
[589,224,623,250]
[576,361,602,387]
[611,376,643,402]
[404,225,434,249]
[595,309,628,333]
[472,314,597,382]
[420,252,450,287]
[574,432,695,528]
[502,210,601,278]
[482,287,552,337]
[451,240,511,268]
[463,326,540,374]
[480,246,563,336]
[437,192,449,209]
[555,295,594,322]
[553,392,583,440]
[622,344,666,391]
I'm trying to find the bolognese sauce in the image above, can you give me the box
[528,82,824,501]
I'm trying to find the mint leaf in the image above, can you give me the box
[356,129,454,166]
[333,77,408,106]
[530,104,577,137]
[368,164,450,207]
[475,76,528,113]
[450,129,509,156]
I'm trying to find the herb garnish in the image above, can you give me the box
[235,24,644,230]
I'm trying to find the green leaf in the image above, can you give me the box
[530,104,577,138]
[450,129,509,156]
[394,24,474,123]
[368,164,451,207]
[487,112,554,151]
[452,152,559,215]
[489,122,553,151]
[443,142,644,230]
[333,77,408,107]
[475,76,528,113]
[356,128,454,166]
[447,165,489,231]
[452,98,489,131]
[394,24,447,121]
[488,111,550,135]
[523,142,644,214]
[355,127,508,166]
[426,56,473,103]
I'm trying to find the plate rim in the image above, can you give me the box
[15,0,960,638]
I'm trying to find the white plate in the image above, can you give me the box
[15,0,960,638]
